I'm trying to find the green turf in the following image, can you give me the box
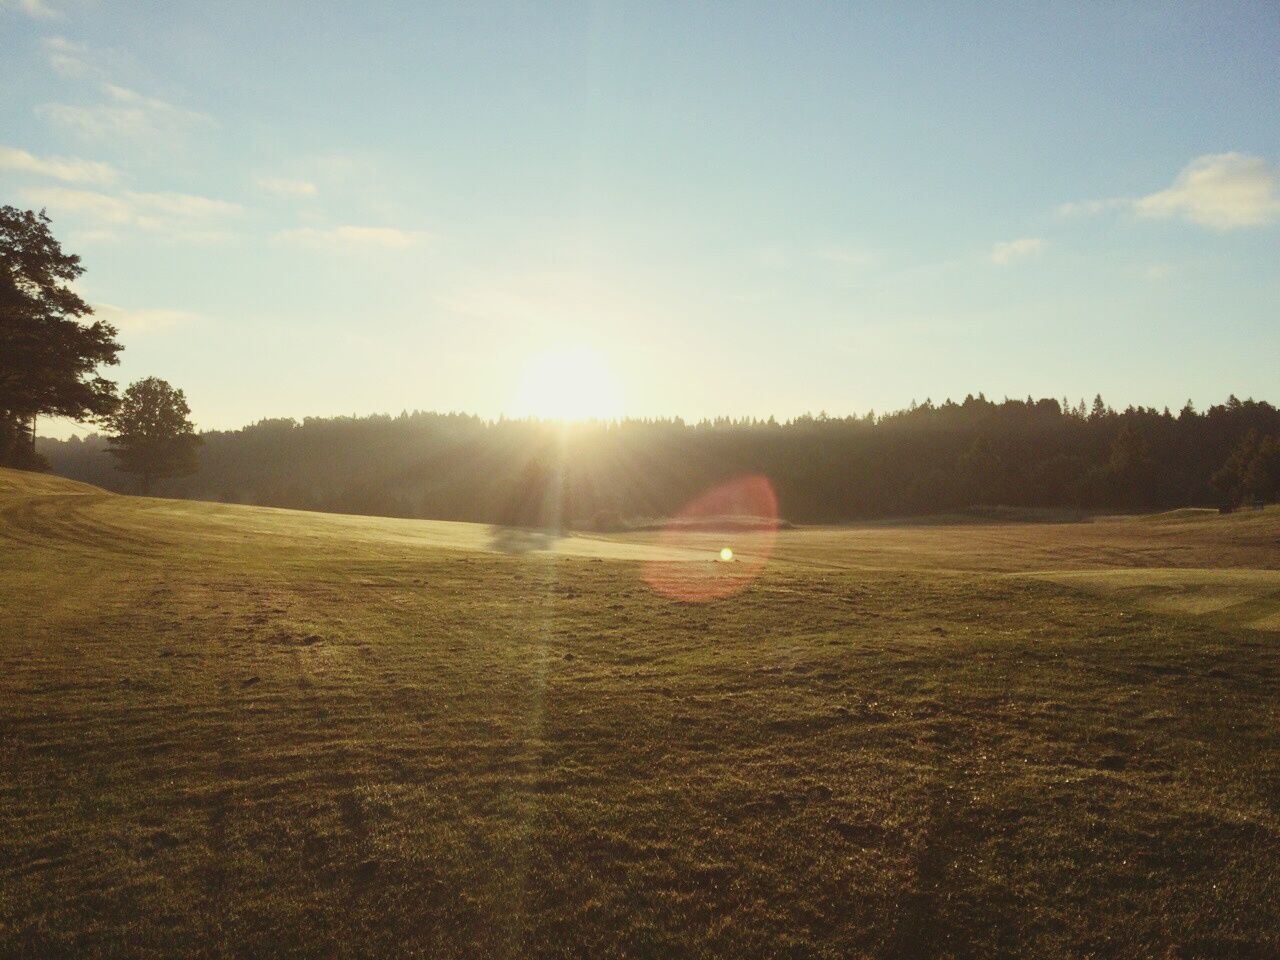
[2,468,1278,958]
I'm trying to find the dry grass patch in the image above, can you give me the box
[2,470,1278,958]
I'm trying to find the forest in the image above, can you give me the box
[37,393,1280,527]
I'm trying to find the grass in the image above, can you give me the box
[2,467,1278,958]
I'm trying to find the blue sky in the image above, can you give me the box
[3,1,1278,434]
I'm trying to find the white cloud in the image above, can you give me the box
[0,145,117,184]
[21,185,242,240]
[37,83,211,141]
[278,225,432,249]
[42,36,95,77]
[23,186,131,222]
[256,176,318,198]
[126,190,241,220]
[1055,197,1128,218]
[93,303,197,334]
[42,36,136,83]
[1134,153,1280,230]
[989,237,1044,265]
[1060,153,1280,231]
[1,0,60,19]
[36,40,211,147]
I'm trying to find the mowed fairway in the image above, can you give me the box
[2,468,1279,959]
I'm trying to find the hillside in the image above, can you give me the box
[2,468,1279,958]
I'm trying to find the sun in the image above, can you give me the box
[511,346,624,421]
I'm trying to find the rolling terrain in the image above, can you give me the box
[2,467,1278,958]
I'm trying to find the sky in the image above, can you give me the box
[2,0,1278,436]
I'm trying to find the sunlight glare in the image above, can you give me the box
[511,346,624,421]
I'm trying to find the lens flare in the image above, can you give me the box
[644,474,779,602]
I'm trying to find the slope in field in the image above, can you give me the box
[0,468,715,564]
[1027,567,1280,631]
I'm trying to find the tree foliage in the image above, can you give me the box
[106,377,201,494]
[0,206,121,468]
[1213,430,1280,507]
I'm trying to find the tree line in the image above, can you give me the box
[38,395,1280,526]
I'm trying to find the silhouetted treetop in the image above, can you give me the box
[107,377,201,495]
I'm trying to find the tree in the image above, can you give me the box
[106,378,201,494]
[0,206,122,468]
[958,436,1006,504]
[1243,435,1280,504]
[1214,431,1280,507]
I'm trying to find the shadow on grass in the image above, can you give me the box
[487,525,563,554]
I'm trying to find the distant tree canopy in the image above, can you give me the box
[38,394,1280,524]
[0,206,121,469]
[1213,430,1280,508]
[107,377,201,494]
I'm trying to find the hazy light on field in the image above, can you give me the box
[720,547,734,562]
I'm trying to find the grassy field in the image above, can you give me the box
[2,467,1278,958]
